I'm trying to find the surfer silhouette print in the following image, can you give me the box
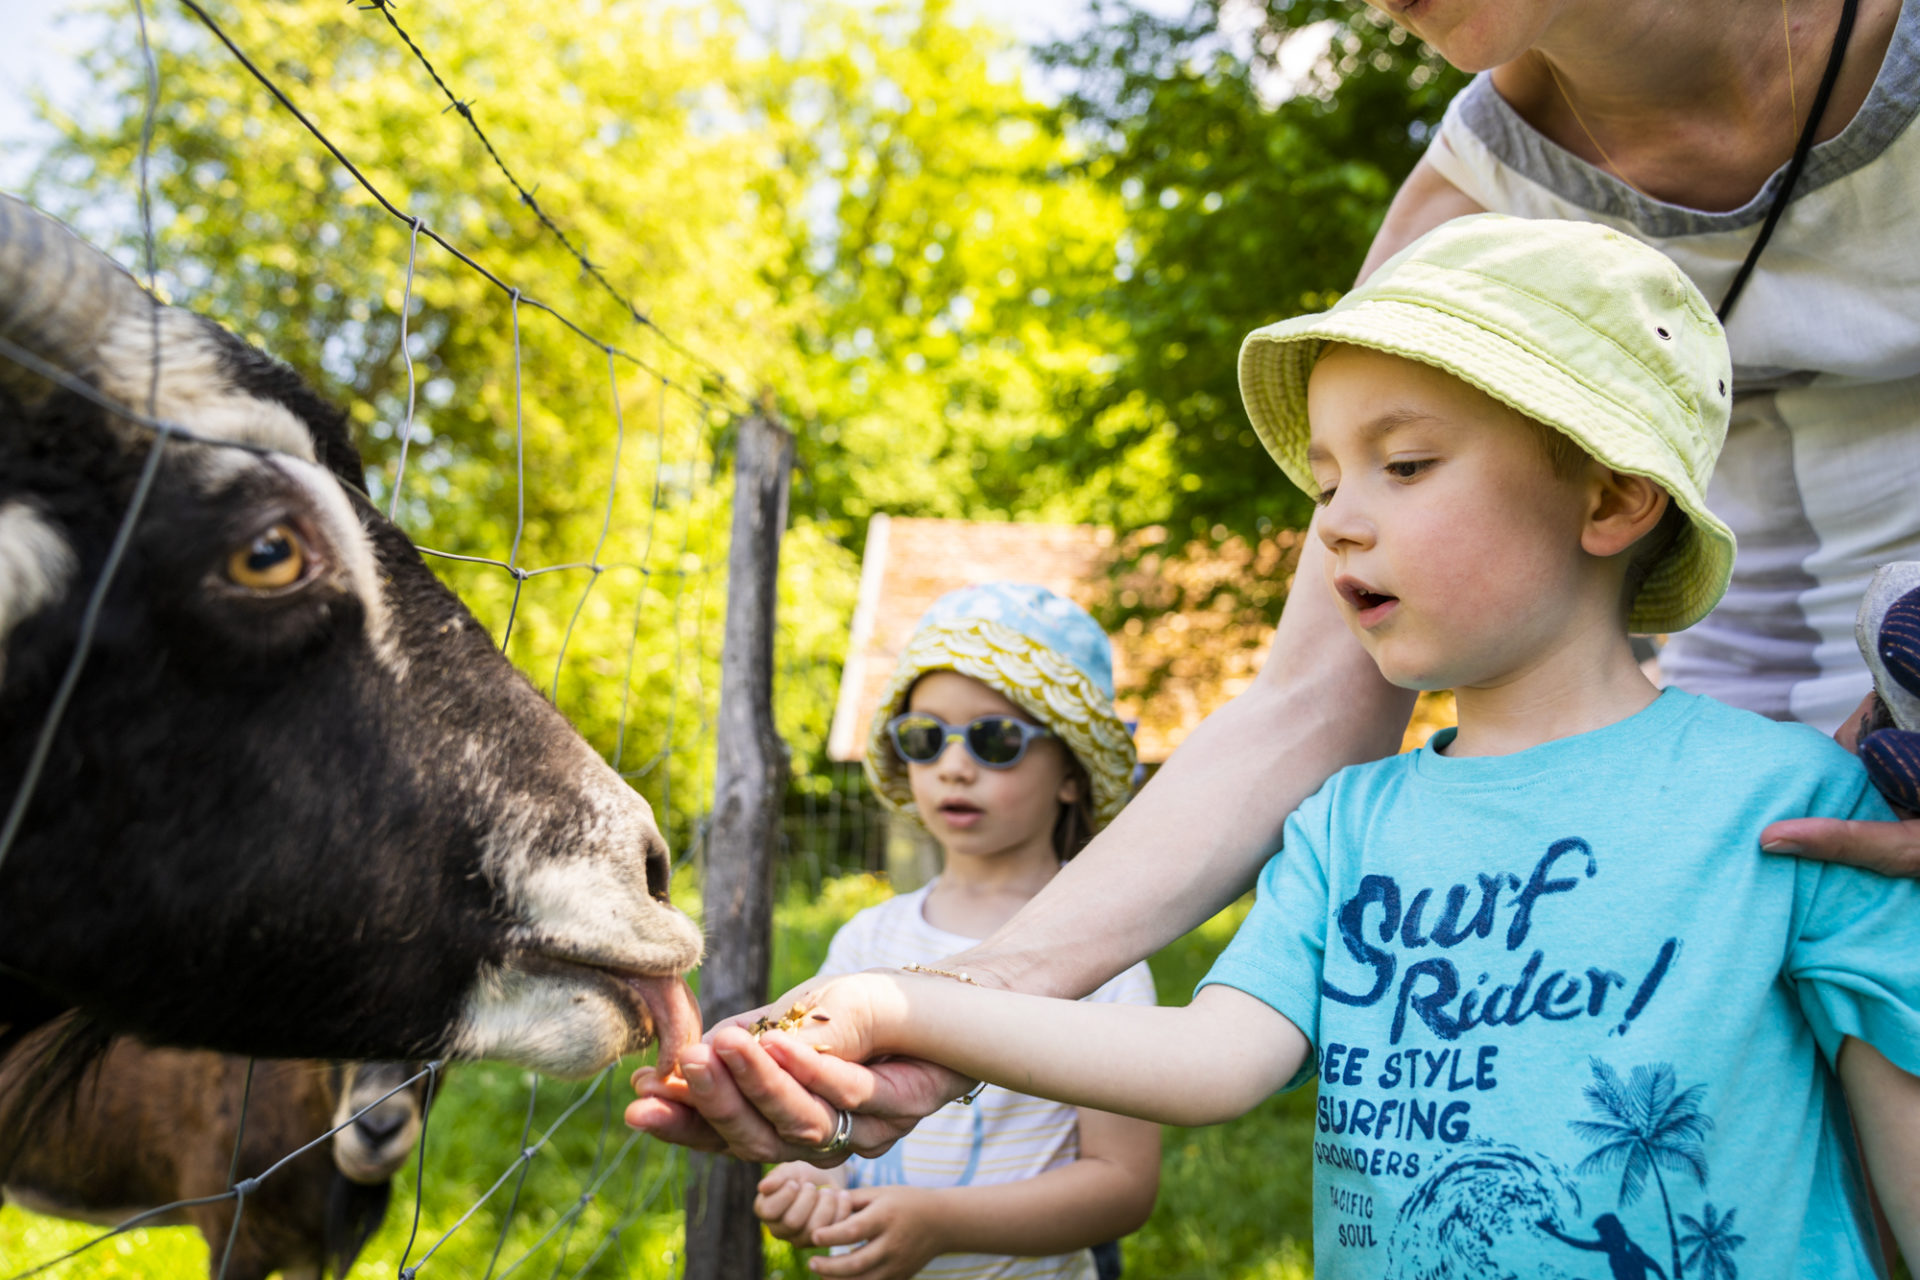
[765,219,1920,1275]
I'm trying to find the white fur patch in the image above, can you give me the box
[476,775,702,972]
[0,503,77,682]
[331,1066,425,1184]
[95,307,316,461]
[512,854,704,974]
[445,964,635,1079]
[455,761,703,1074]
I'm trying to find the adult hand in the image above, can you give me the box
[1762,583,1920,873]
[807,1187,947,1280]
[625,988,973,1163]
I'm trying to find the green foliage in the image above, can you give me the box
[1034,0,1466,541]
[746,0,1132,542]
[20,0,1147,817]
[26,0,806,844]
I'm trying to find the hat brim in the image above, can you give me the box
[1238,300,1735,634]
[864,619,1137,831]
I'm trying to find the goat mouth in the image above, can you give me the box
[585,962,703,1072]
[618,969,702,1072]
[518,953,702,1072]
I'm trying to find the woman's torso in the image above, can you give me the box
[1422,0,1920,730]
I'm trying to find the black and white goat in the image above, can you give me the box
[0,194,703,1107]
[1,1031,432,1280]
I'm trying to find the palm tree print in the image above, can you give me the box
[1677,1203,1746,1280]
[1568,1057,1713,1279]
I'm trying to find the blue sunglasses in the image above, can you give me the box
[887,712,1054,769]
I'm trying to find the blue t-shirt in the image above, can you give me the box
[1202,689,1920,1279]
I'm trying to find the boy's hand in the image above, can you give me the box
[1763,578,1920,872]
[754,1161,852,1245]
[806,1186,947,1279]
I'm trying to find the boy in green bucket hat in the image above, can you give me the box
[747,215,1920,1276]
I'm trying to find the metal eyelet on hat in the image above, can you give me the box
[1655,327,1671,340]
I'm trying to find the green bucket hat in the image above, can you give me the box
[865,582,1137,831]
[1238,214,1737,634]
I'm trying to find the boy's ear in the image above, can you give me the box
[1582,468,1669,558]
[1056,772,1082,806]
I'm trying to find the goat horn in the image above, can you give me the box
[0,193,154,397]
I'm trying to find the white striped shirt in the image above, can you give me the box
[819,882,1158,1280]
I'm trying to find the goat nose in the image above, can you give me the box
[642,827,672,904]
[355,1106,410,1144]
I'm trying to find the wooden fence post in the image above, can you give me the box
[684,411,793,1280]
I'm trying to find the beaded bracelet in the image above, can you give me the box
[899,963,990,1103]
[901,962,979,985]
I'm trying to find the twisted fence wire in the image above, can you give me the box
[0,0,759,1275]
[351,0,751,415]
[171,0,727,421]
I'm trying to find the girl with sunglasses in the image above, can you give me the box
[754,582,1159,1280]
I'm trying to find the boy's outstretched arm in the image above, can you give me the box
[1838,1036,1920,1265]
[775,973,1309,1127]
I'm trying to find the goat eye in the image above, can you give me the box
[226,524,307,591]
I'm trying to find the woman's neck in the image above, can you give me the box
[1490,0,1895,211]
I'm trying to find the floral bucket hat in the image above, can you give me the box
[865,582,1138,831]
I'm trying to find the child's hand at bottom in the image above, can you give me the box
[805,1186,946,1280]
[755,1162,852,1246]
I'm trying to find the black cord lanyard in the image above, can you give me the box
[1718,0,1860,322]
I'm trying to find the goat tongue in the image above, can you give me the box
[630,974,702,1075]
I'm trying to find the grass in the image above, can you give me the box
[1,874,1316,1280]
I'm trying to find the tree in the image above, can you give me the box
[1031,0,1466,544]
[743,0,1132,540]
[1677,1203,1747,1280]
[1570,1057,1715,1280]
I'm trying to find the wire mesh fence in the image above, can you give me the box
[0,0,893,1276]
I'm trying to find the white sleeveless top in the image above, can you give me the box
[1421,0,1920,731]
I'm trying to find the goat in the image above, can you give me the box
[0,193,703,1109]
[0,1031,433,1280]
